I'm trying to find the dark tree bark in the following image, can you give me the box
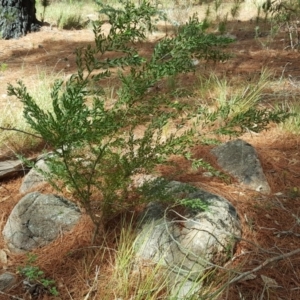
[0,0,42,39]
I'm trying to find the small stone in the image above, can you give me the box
[203,172,213,177]
[0,272,17,291]
[0,250,7,265]
[191,58,199,66]
[3,192,81,253]
[20,159,49,194]
[211,139,271,194]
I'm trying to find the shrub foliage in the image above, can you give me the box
[8,0,290,235]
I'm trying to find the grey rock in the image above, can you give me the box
[20,159,50,194]
[135,182,241,299]
[138,202,165,224]
[0,272,16,291]
[0,154,47,181]
[211,139,270,194]
[0,159,29,180]
[2,192,81,253]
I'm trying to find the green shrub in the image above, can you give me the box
[8,0,290,237]
[57,12,85,29]
[263,0,300,49]
[18,253,59,296]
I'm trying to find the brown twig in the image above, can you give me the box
[273,230,300,237]
[0,126,42,139]
[0,290,24,300]
[229,248,300,285]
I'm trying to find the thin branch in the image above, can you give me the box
[0,290,24,300]
[234,236,279,256]
[229,248,300,285]
[83,266,100,300]
[0,126,42,139]
[273,230,300,237]
[161,207,240,274]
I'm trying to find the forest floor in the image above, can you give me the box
[1,6,300,300]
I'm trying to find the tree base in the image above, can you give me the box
[0,0,42,40]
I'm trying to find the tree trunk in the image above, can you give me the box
[0,0,42,39]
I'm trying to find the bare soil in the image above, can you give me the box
[1,16,300,300]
